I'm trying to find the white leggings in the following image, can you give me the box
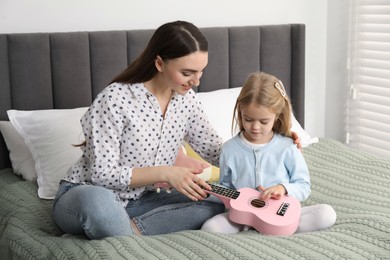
[201,204,337,234]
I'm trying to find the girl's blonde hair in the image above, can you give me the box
[232,71,293,138]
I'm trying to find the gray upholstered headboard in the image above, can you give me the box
[0,24,305,169]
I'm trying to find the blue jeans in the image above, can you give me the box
[52,181,225,239]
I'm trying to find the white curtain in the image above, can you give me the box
[347,0,390,159]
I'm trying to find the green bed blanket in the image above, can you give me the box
[1,138,389,259]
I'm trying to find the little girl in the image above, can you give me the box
[201,72,336,234]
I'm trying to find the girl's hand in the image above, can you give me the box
[258,185,287,201]
[165,166,211,201]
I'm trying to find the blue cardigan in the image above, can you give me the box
[219,133,311,201]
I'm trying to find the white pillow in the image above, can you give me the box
[196,87,318,147]
[197,88,241,142]
[0,121,38,180]
[7,107,88,199]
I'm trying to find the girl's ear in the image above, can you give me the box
[155,55,164,72]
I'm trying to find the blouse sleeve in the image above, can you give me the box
[184,96,223,166]
[81,88,133,190]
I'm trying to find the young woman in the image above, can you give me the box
[52,21,226,239]
[201,72,337,234]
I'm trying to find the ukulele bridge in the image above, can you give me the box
[277,202,290,216]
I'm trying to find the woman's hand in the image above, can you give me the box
[165,166,211,201]
[291,131,302,150]
[131,165,211,201]
[174,148,211,171]
[258,185,287,201]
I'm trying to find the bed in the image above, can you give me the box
[0,24,389,260]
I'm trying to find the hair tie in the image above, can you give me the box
[274,81,287,99]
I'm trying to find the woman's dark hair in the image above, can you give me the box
[110,21,208,84]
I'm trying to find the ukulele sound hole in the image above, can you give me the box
[251,199,266,208]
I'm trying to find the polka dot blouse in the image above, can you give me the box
[63,82,223,206]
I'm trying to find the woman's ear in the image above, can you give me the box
[155,55,164,72]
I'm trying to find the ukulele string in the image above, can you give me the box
[209,184,284,209]
[234,194,285,209]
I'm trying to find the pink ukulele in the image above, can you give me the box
[206,183,301,235]
[155,182,301,235]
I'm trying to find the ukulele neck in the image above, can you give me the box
[205,183,240,208]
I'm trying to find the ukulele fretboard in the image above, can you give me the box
[209,184,240,199]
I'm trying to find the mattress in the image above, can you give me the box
[0,138,389,259]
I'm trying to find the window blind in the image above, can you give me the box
[346,0,390,159]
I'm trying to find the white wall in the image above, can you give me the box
[325,0,349,141]
[0,0,334,139]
